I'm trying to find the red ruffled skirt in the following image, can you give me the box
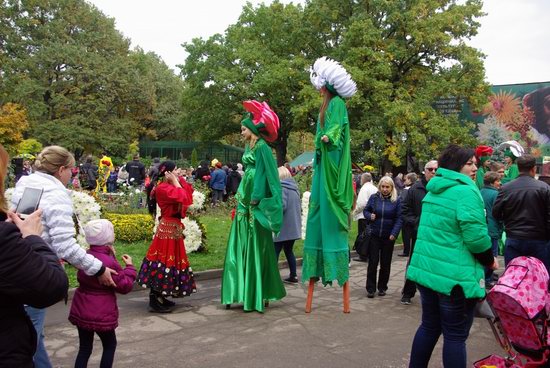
[137,217,197,297]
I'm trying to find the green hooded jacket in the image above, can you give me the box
[480,185,503,239]
[407,168,491,299]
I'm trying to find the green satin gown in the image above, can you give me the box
[302,96,354,286]
[221,139,286,312]
[502,162,519,184]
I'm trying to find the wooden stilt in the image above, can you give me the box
[305,278,315,313]
[343,281,350,313]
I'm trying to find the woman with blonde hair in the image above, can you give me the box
[11,145,117,367]
[363,176,403,298]
[273,166,302,283]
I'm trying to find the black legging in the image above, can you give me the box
[75,327,117,368]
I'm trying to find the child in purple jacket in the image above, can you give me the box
[69,219,136,368]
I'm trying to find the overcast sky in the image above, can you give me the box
[87,0,550,86]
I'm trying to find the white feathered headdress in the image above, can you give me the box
[498,140,525,158]
[310,57,357,98]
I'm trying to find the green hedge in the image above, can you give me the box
[103,213,154,243]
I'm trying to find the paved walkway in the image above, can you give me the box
[45,252,501,367]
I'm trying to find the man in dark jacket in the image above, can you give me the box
[400,160,438,305]
[226,164,242,197]
[80,157,98,190]
[493,154,550,272]
[125,155,146,186]
[194,161,211,182]
[0,210,68,368]
[148,157,161,179]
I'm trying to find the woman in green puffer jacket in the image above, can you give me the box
[407,145,498,368]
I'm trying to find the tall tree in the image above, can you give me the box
[181,2,317,164]
[305,0,488,170]
[0,0,184,159]
[127,49,185,141]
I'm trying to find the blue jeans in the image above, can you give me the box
[274,239,297,278]
[25,306,52,368]
[409,285,475,368]
[504,238,550,273]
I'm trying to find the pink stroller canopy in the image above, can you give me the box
[488,256,549,320]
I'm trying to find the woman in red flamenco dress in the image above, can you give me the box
[137,161,197,313]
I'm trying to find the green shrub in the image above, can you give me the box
[103,213,154,242]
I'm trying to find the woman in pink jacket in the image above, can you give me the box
[69,220,136,368]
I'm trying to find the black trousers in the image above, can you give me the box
[401,222,414,256]
[354,219,368,259]
[402,232,418,298]
[366,235,395,293]
[75,327,117,368]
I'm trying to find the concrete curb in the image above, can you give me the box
[67,244,403,299]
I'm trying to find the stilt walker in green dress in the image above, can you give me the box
[221,100,286,313]
[303,57,357,313]
[498,140,524,184]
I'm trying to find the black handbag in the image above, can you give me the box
[353,223,372,258]
[354,195,377,259]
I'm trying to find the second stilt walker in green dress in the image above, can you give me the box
[302,57,357,288]
[221,100,286,313]
[499,140,524,184]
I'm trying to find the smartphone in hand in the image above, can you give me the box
[15,187,44,219]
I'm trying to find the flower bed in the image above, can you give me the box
[103,213,155,243]
[5,186,208,252]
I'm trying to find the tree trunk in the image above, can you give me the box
[380,156,393,176]
[275,138,288,167]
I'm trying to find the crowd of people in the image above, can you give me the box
[3,56,550,368]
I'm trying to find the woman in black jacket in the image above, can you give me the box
[0,144,68,368]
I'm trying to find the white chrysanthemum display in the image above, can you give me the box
[182,217,202,253]
[310,57,357,98]
[5,188,14,205]
[188,190,206,212]
[301,191,311,239]
[71,191,101,247]
[5,188,100,248]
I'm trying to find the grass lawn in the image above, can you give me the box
[66,207,400,287]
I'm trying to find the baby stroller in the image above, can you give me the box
[474,256,550,367]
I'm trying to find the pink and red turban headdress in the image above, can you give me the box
[241,100,280,143]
